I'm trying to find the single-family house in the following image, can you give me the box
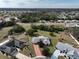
[64,20,71,23]
[71,20,79,23]
[5,36,26,48]
[4,17,11,22]
[57,20,64,23]
[0,45,17,55]
[32,36,50,45]
[56,42,74,53]
[0,35,28,57]
[55,42,79,59]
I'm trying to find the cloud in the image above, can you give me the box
[1,0,40,6]
[0,0,78,8]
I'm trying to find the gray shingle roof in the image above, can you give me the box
[56,42,74,51]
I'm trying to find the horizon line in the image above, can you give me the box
[0,7,79,9]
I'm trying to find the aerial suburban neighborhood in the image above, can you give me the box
[0,8,78,59]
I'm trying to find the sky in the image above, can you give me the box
[0,0,79,8]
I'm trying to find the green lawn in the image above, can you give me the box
[0,27,12,42]
[17,23,31,30]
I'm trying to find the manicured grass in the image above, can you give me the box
[17,23,31,30]
[0,27,12,42]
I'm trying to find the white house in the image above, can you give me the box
[65,23,79,27]
[64,20,71,23]
[32,36,50,45]
[11,16,20,22]
[55,42,79,59]
[57,20,64,23]
[4,17,11,22]
[71,20,79,23]
[56,42,74,53]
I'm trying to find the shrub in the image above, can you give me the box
[26,29,37,36]
[31,25,64,33]
[10,24,25,33]
[50,32,54,36]
[42,47,50,56]
[31,25,38,29]
[4,21,16,27]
